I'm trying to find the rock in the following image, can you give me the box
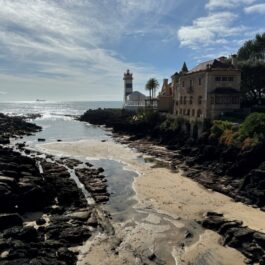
[67,210,91,221]
[0,213,23,230]
[36,218,46,226]
[57,247,77,264]
[37,138,46,142]
[254,233,265,248]
[3,226,38,242]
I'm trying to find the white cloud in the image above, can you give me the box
[0,90,7,95]
[177,12,246,48]
[206,0,256,10]
[244,3,265,14]
[0,0,176,100]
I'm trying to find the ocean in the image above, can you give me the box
[0,101,122,144]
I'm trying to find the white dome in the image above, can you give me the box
[128,91,146,101]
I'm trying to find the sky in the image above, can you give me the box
[0,0,264,101]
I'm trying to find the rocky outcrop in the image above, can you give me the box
[201,212,265,264]
[75,167,109,203]
[0,113,41,141]
[0,113,111,264]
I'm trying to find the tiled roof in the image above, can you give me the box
[189,59,234,73]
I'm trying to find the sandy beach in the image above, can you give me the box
[39,138,265,264]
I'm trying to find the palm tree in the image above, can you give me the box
[145,78,159,100]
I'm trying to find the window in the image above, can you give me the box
[198,96,202,105]
[126,83,132,88]
[189,79,193,87]
[190,96,193,105]
[180,96,183,104]
[180,109,182,115]
[211,96,215,104]
[182,81,185,87]
[197,109,202,118]
[215,76,233,82]
[199,78,202,85]
[232,96,240,104]
[184,96,187,105]
[187,109,190,116]
[192,109,195,116]
[216,96,222,104]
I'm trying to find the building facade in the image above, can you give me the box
[173,56,241,121]
[157,79,173,112]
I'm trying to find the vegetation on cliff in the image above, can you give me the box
[211,112,265,149]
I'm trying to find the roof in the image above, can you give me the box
[210,87,240,94]
[189,59,235,73]
[128,91,146,100]
[129,91,146,97]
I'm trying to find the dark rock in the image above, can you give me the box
[0,213,23,230]
[36,218,46,226]
[3,226,38,242]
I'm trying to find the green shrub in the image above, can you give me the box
[160,116,185,132]
[239,112,265,141]
[211,112,265,149]
[210,120,235,138]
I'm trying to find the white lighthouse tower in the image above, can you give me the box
[123,69,133,102]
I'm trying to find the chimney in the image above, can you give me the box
[231,54,238,68]
[218,56,227,63]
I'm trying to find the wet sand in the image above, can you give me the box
[39,139,265,264]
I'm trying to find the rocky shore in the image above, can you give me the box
[0,113,111,264]
[79,108,265,264]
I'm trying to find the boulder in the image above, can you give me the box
[0,213,23,230]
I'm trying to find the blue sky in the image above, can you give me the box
[0,0,264,101]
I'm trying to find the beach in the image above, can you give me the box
[39,138,265,264]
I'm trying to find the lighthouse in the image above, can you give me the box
[123,69,133,102]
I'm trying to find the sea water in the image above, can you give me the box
[0,100,139,220]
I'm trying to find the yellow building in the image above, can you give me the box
[173,56,241,121]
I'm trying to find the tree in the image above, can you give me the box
[145,78,159,100]
[238,33,265,61]
[239,61,265,103]
[181,62,188,73]
[237,33,265,105]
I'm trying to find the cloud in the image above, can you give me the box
[0,90,7,95]
[0,0,177,99]
[177,12,246,48]
[244,3,265,14]
[206,0,256,10]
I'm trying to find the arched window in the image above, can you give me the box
[190,96,193,105]
[184,96,187,105]
[197,109,202,118]
[187,109,190,116]
[192,109,195,116]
